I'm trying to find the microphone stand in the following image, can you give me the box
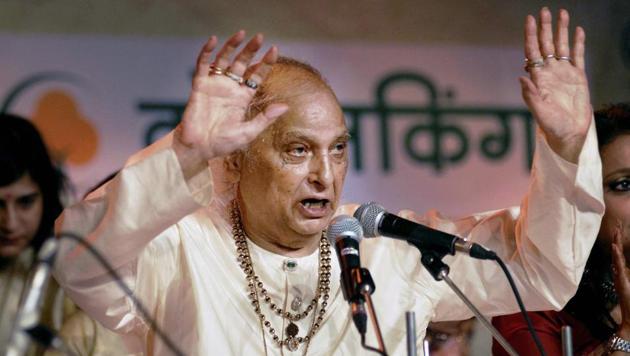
[414,246,518,356]
[6,238,75,356]
[561,325,573,356]
[356,268,388,356]
[405,311,417,356]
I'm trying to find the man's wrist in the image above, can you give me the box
[545,133,585,165]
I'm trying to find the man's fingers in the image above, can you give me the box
[213,30,246,70]
[263,103,289,119]
[243,62,262,82]
[229,33,264,77]
[572,26,586,70]
[524,15,542,61]
[554,9,570,59]
[538,7,556,58]
[519,76,541,108]
[244,46,278,91]
[524,15,545,80]
[239,103,288,141]
[195,36,218,75]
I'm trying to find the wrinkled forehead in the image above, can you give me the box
[270,91,346,141]
[249,62,347,143]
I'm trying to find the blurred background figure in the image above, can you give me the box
[492,103,630,355]
[0,113,69,354]
[425,319,476,356]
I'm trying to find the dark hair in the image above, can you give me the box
[564,250,617,340]
[595,103,630,148]
[0,113,65,251]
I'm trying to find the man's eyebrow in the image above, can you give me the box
[275,129,350,143]
[338,132,351,141]
[278,130,311,141]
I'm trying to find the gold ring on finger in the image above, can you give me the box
[208,65,224,76]
[224,70,244,84]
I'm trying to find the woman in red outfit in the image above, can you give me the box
[493,104,630,355]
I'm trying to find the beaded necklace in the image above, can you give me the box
[230,201,332,353]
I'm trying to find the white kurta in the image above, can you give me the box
[53,123,604,356]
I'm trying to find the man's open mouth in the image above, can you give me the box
[300,198,330,209]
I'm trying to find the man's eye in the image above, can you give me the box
[289,146,307,157]
[332,142,347,153]
[609,178,630,192]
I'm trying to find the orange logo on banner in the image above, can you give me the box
[31,90,99,165]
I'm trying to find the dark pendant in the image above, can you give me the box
[286,322,299,337]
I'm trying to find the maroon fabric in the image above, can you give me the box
[492,310,602,356]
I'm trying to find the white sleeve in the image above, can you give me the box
[399,120,604,321]
[53,134,213,333]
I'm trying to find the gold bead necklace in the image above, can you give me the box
[230,201,331,352]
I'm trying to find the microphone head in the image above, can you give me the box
[353,202,386,237]
[327,215,363,244]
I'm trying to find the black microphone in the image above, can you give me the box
[354,202,497,260]
[327,215,368,335]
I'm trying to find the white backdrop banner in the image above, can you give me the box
[1,33,534,216]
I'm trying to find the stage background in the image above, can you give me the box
[2,1,630,354]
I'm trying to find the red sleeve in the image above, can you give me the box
[492,311,564,356]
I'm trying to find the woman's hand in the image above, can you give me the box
[521,8,591,163]
[173,31,288,177]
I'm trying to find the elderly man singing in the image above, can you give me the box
[54,7,603,355]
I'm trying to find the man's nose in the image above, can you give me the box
[308,154,334,190]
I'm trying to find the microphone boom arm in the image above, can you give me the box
[415,247,518,356]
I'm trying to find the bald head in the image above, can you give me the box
[247,57,339,120]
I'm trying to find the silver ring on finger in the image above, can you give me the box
[244,78,259,90]
[555,55,572,62]
[208,65,224,76]
[224,70,244,84]
[544,54,555,61]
